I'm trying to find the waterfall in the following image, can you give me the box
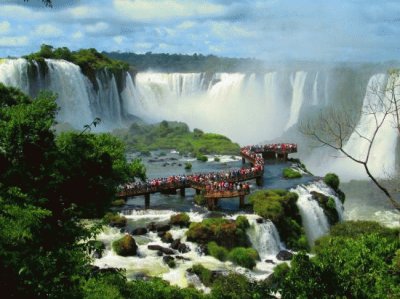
[312,72,319,106]
[247,219,283,260]
[291,183,330,246]
[285,71,307,130]
[0,58,30,93]
[45,59,94,129]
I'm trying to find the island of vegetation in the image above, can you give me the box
[113,120,240,156]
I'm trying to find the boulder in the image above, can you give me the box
[177,243,190,253]
[156,224,171,232]
[112,235,138,256]
[170,213,191,227]
[276,250,293,261]
[163,256,176,268]
[161,232,174,243]
[131,227,148,235]
[148,244,175,255]
[171,239,181,250]
[265,259,275,264]
[176,255,190,261]
[256,218,264,224]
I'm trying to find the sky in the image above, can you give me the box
[1,0,400,62]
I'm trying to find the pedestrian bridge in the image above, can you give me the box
[116,143,297,210]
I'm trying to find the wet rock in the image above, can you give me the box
[131,227,148,235]
[156,224,171,232]
[171,239,181,250]
[176,256,190,261]
[276,250,293,261]
[148,244,175,255]
[177,243,190,253]
[147,222,157,232]
[256,218,264,224]
[265,259,276,264]
[163,256,176,268]
[161,232,174,243]
[113,235,138,256]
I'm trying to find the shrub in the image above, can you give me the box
[235,216,250,230]
[191,264,213,287]
[184,162,192,170]
[87,240,106,258]
[228,247,259,269]
[104,212,127,228]
[112,235,137,256]
[207,241,229,261]
[328,221,399,239]
[214,157,220,162]
[324,173,340,190]
[194,194,205,205]
[170,213,191,227]
[111,199,126,207]
[282,168,302,179]
[196,154,208,162]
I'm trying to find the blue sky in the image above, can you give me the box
[1,0,400,62]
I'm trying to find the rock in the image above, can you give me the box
[276,250,293,261]
[163,256,176,268]
[148,244,175,255]
[177,243,190,253]
[131,227,148,235]
[170,213,191,228]
[265,259,275,264]
[171,239,181,250]
[147,222,157,232]
[256,218,264,224]
[112,235,138,256]
[176,256,190,261]
[156,224,171,232]
[161,232,174,243]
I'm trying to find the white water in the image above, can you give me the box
[94,211,287,288]
[291,182,332,246]
[285,71,307,130]
[0,58,30,93]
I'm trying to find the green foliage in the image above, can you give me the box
[112,235,137,256]
[324,173,340,190]
[207,241,229,261]
[282,167,302,179]
[170,213,191,227]
[235,216,250,230]
[228,247,259,269]
[273,221,400,298]
[196,154,208,162]
[249,190,307,250]
[186,217,249,249]
[211,273,273,299]
[104,212,127,228]
[104,51,264,73]
[113,120,240,155]
[214,157,220,162]
[184,162,192,170]
[111,199,126,207]
[87,240,106,257]
[311,191,339,225]
[191,264,213,287]
[194,194,205,205]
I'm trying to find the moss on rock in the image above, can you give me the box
[228,247,259,269]
[104,212,127,228]
[112,234,138,256]
[170,213,191,227]
[310,191,339,225]
[249,189,307,251]
[282,167,302,179]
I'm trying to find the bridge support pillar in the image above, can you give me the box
[256,176,263,186]
[180,187,185,197]
[239,195,245,208]
[207,198,218,210]
[196,189,200,195]
[144,193,150,209]
[242,157,245,164]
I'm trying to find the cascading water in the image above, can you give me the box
[0,58,30,93]
[291,183,331,246]
[247,218,283,260]
[285,71,307,130]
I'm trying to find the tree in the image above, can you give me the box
[24,0,52,7]
[300,71,400,211]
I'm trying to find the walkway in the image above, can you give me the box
[116,143,297,210]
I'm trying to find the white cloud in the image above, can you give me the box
[177,21,196,30]
[72,31,84,39]
[114,0,224,22]
[0,21,11,34]
[85,22,109,33]
[0,36,28,47]
[113,35,124,44]
[34,24,63,37]
[67,6,102,19]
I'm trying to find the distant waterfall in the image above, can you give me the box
[285,71,307,130]
[247,219,283,260]
[0,58,30,93]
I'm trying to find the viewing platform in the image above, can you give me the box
[116,143,297,210]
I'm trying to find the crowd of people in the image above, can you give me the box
[119,144,296,197]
